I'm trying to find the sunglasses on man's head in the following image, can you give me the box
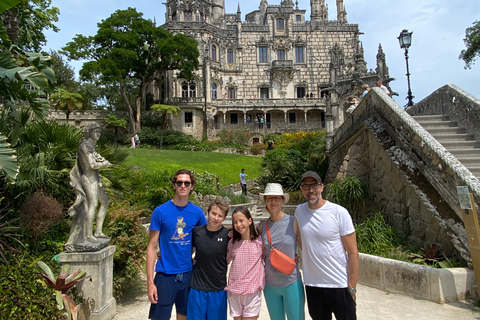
[176,181,191,187]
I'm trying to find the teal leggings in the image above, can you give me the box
[263,279,306,320]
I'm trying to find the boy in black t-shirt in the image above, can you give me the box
[187,197,230,320]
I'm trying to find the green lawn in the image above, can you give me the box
[124,148,265,185]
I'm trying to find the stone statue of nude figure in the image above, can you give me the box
[66,122,112,252]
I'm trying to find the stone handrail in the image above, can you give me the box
[406,84,480,140]
[330,87,480,220]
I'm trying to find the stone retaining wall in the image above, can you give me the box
[359,253,475,304]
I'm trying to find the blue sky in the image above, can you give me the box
[43,0,480,106]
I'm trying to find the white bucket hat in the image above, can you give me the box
[259,183,289,204]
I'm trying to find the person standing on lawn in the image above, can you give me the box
[240,168,248,196]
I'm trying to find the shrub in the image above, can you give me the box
[190,140,220,152]
[355,211,405,257]
[217,189,249,205]
[264,133,282,145]
[217,128,252,145]
[324,176,368,222]
[192,171,219,196]
[0,255,65,319]
[122,169,173,210]
[105,207,149,300]
[161,130,194,146]
[19,191,64,238]
[137,128,193,148]
[256,130,328,192]
[250,142,267,155]
[0,200,23,265]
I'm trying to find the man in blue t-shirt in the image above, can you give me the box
[239,168,248,196]
[147,169,207,320]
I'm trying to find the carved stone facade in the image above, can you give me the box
[149,0,391,140]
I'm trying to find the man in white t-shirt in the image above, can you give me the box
[376,79,391,96]
[294,171,359,320]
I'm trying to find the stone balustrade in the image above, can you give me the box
[327,87,480,264]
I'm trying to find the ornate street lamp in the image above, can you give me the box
[398,29,415,107]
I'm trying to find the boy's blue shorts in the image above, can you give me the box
[148,271,192,320]
[187,288,227,320]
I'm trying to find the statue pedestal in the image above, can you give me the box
[59,246,116,320]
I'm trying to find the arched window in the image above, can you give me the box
[212,83,217,100]
[184,11,192,21]
[182,81,196,98]
[211,45,217,61]
[189,82,196,97]
[227,49,234,64]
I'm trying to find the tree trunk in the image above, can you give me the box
[135,94,141,133]
[120,82,135,133]
[113,127,118,146]
[3,9,19,45]
[134,78,150,133]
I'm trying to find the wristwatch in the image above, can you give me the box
[348,287,357,294]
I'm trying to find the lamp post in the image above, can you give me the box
[398,29,414,107]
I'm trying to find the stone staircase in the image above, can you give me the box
[224,205,269,227]
[413,115,480,179]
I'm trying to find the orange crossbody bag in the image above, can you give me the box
[265,220,296,274]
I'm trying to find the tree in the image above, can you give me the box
[1,0,59,51]
[459,20,480,69]
[0,1,57,181]
[150,104,180,149]
[150,104,180,130]
[49,88,83,121]
[104,114,127,146]
[61,8,199,133]
[48,50,78,91]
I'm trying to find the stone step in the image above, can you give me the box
[455,157,480,166]
[449,148,480,157]
[414,115,479,178]
[426,127,467,135]
[440,140,480,149]
[224,214,270,228]
[434,133,475,142]
[413,115,448,122]
[415,120,458,129]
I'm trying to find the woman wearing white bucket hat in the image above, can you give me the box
[259,183,305,320]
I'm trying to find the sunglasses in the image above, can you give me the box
[300,183,321,191]
[175,181,191,187]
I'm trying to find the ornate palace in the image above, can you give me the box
[148,0,393,140]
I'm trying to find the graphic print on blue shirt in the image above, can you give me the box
[172,216,189,239]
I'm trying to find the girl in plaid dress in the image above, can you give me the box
[225,207,266,320]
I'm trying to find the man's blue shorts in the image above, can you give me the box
[187,288,227,320]
[148,271,192,320]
